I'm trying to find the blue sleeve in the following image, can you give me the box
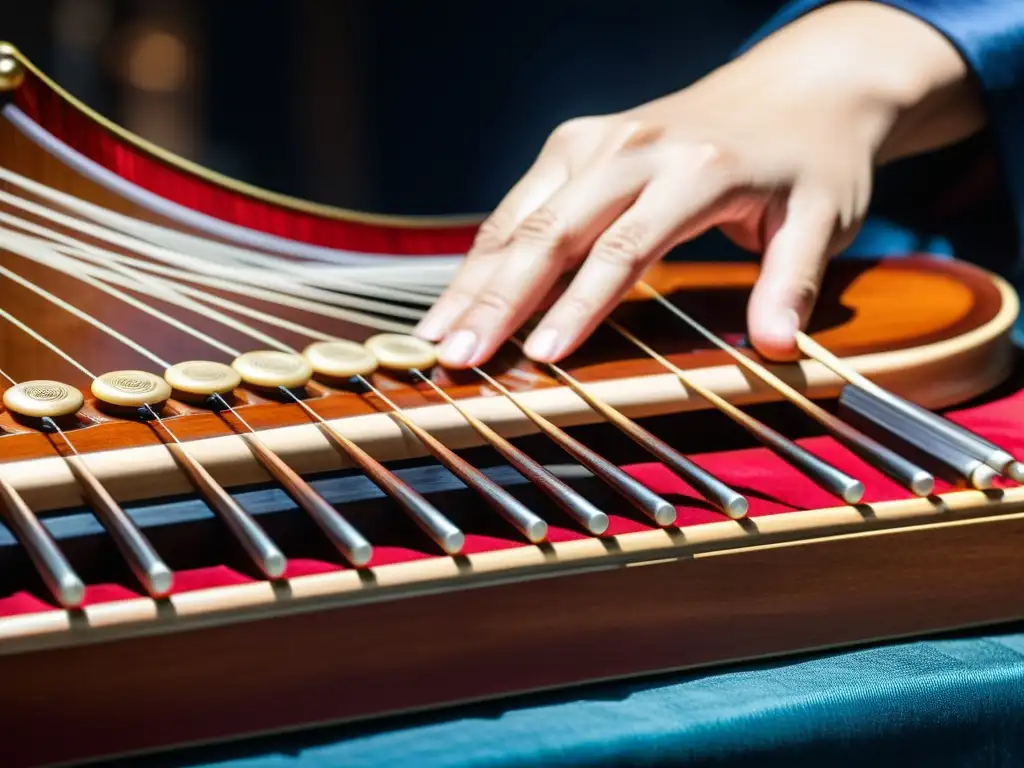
[743,0,1024,285]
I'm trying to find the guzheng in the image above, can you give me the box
[1,41,1023,767]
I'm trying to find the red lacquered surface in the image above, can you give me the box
[11,66,480,255]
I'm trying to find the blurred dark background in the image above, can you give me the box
[4,0,778,217]
[6,0,1019,276]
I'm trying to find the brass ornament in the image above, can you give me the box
[0,46,25,92]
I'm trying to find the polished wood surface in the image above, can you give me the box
[3,490,1024,767]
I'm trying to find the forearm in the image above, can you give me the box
[730,1,986,165]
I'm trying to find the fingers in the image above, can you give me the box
[412,250,507,343]
[433,159,655,368]
[415,117,615,342]
[414,154,570,342]
[746,184,837,360]
[522,169,733,361]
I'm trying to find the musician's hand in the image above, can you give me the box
[415,1,984,367]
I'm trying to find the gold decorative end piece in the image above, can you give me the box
[0,44,25,92]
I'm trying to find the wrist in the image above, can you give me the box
[740,1,986,162]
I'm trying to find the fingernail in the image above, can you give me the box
[524,328,562,360]
[414,310,450,341]
[438,330,478,367]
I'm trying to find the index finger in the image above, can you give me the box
[435,160,654,368]
[413,149,571,342]
[523,163,735,362]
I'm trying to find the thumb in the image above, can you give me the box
[746,186,837,361]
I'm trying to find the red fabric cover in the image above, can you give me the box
[13,73,480,256]
[1,387,1020,619]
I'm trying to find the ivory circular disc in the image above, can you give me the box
[364,334,437,371]
[231,350,313,388]
[92,370,172,407]
[164,360,241,396]
[3,380,84,418]
[303,340,378,379]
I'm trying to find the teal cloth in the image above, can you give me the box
[131,625,1024,767]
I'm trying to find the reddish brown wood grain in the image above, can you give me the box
[2,510,1022,767]
[0,252,1003,464]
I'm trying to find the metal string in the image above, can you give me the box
[0,180,435,328]
[0,168,957,490]
[0,304,187,446]
[0,311,94,456]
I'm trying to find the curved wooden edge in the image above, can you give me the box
[1,42,485,227]
[0,272,1016,513]
[2,483,1022,651]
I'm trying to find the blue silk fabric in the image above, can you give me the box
[141,625,1024,767]
[157,2,1024,766]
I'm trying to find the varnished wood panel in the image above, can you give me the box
[2,507,1023,767]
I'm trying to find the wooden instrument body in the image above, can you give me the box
[2,453,1023,767]
[0,42,1022,767]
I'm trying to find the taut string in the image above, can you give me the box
[0,216,756,520]
[0,213,421,333]
[630,282,1009,490]
[469,365,677,527]
[3,160,1005,502]
[0,227,244,356]
[0,165,458,294]
[0,233,473,554]
[505,336,749,517]
[344,374,549,542]
[0,181,439,321]
[0,310,173,600]
[0,305,287,578]
[633,282,935,495]
[0,259,170,368]
[794,330,1024,482]
[205,389,374,566]
[274,386,466,555]
[409,369,610,534]
[606,320,865,503]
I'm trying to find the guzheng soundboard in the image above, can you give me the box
[0,41,1022,768]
